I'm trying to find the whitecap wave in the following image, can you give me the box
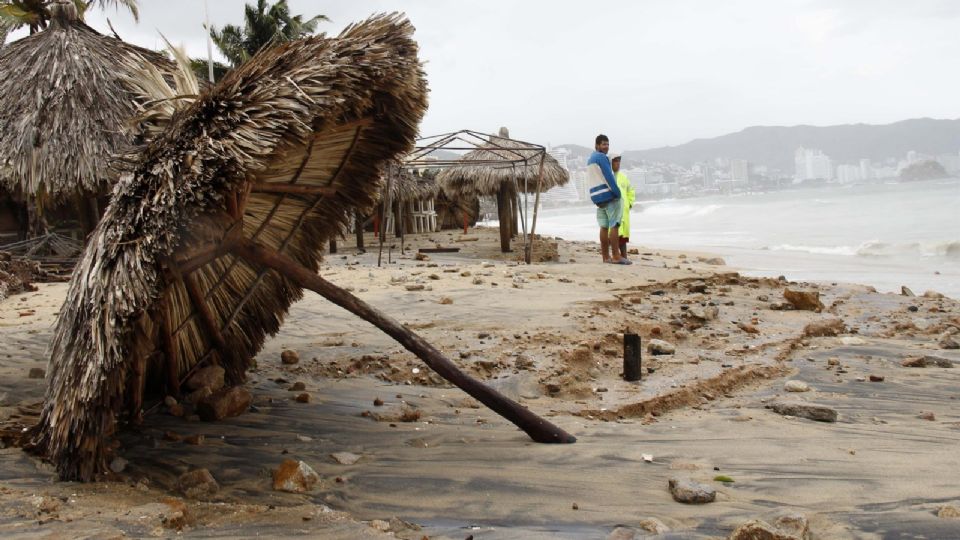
[766,240,960,258]
[643,203,724,218]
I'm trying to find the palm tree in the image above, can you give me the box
[0,0,138,34]
[210,0,327,67]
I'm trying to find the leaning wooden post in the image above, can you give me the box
[231,237,576,444]
[525,154,547,264]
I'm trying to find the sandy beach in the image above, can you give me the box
[2,226,959,539]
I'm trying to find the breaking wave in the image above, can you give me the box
[766,240,960,258]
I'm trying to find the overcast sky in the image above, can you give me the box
[13,0,960,149]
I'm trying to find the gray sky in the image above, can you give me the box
[13,0,960,149]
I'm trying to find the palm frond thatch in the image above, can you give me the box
[34,12,428,481]
[385,166,439,204]
[0,2,176,202]
[437,129,569,199]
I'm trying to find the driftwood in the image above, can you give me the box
[232,237,576,444]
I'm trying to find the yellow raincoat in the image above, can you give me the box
[615,171,635,238]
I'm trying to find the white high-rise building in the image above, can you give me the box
[795,147,834,181]
[539,146,579,204]
[859,159,872,179]
[730,159,750,183]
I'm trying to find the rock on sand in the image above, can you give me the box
[668,477,716,504]
[784,289,824,312]
[768,402,837,423]
[273,459,320,493]
[647,339,676,355]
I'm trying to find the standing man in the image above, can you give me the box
[610,152,635,260]
[587,134,630,264]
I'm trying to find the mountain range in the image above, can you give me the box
[558,118,960,171]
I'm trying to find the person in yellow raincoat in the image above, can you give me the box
[610,152,635,260]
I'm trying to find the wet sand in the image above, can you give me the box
[1,227,959,538]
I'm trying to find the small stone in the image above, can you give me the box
[405,284,425,291]
[784,380,811,392]
[774,512,810,538]
[647,339,676,355]
[178,469,219,499]
[784,288,824,311]
[414,252,429,261]
[702,257,725,265]
[295,393,310,403]
[197,386,252,421]
[918,411,936,421]
[668,477,716,504]
[729,519,801,540]
[186,365,225,392]
[373,397,384,406]
[330,452,362,465]
[109,456,128,473]
[472,277,484,285]
[27,368,45,379]
[272,459,320,493]
[938,505,960,519]
[164,431,183,442]
[901,286,915,297]
[768,402,838,422]
[827,357,840,366]
[185,434,204,445]
[607,526,637,540]
[923,290,945,299]
[869,375,884,382]
[803,318,846,337]
[185,386,213,406]
[938,333,959,350]
[289,382,306,391]
[168,403,185,417]
[163,396,178,408]
[439,296,453,305]
[572,502,579,510]
[638,517,670,534]
[281,350,300,365]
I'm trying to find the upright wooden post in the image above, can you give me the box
[231,237,576,445]
[623,333,642,382]
[525,154,547,264]
[496,185,511,252]
[355,212,365,251]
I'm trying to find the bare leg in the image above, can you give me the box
[609,225,621,261]
[599,227,610,261]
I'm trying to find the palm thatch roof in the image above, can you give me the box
[33,13,428,481]
[437,128,569,199]
[0,2,178,203]
[385,166,439,204]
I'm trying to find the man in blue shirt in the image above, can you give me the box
[586,134,630,264]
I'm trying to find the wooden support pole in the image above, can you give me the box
[496,186,511,252]
[525,155,547,264]
[231,237,576,444]
[180,271,245,384]
[355,212,365,251]
[623,333,642,382]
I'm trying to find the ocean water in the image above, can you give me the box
[530,179,960,298]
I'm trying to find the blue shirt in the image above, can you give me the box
[587,151,621,200]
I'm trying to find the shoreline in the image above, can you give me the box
[2,227,959,538]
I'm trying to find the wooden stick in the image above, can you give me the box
[250,183,337,197]
[180,271,246,384]
[525,154,547,264]
[231,237,576,444]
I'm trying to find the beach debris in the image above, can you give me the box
[439,296,453,304]
[938,330,959,350]
[390,272,409,284]
[185,365,225,392]
[405,284,425,291]
[642,454,654,462]
[668,477,716,504]
[918,411,936,421]
[827,357,840,366]
[28,367,45,379]
[572,502,579,510]
[938,504,960,519]
[869,375,884,382]
[164,396,178,407]
[687,305,719,322]
[197,386,252,421]
[109,456,128,473]
[272,459,320,493]
[607,526,639,539]
[178,469,219,499]
[784,380,811,393]
[923,290,945,299]
[647,339,676,355]
[185,434,204,446]
[414,252,429,261]
[373,397,384,406]
[638,517,670,534]
[289,382,306,391]
[330,452,362,465]
[803,318,846,337]
[768,402,838,422]
[186,386,213,406]
[839,336,866,346]
[686,280,708,293]
[713,475,735,483]
[701,257,725,265]
[294,393,310,403]
[281,349,300,365]
[728,518,805,540]
[737,322,760,334]
[783,289,824,312]
[901,355,953,368]
[901,286,916,297]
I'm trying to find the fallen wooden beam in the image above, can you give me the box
[231,237,576,444]
[418,247,460,253]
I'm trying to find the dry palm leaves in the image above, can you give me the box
[33,13,573,483]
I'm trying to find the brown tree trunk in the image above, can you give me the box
[496,186,511,252]
[231,237,576,445]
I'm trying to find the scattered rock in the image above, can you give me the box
[687,281,708,293]
[405,284,425,291]
[414,252,429,261]
[923,290,945,299]
[918,411,936,421]
[938,505,960,519]
[273,459,320,493]
[738,322,760,334]
[938,332,959,350]
[702,257,725,265]
[827,357,840,366]
[197,386,252,421]
[647,339,676,355]
[784,380,811,393]
[27,367,45,379]
[330,452,361,465]
[784,289,824,312]
[839,336,866,346]
[768,402,838,422]
[289,382,306,391]
[164,396,178,408]
[869,375,884,382]
[638,517,670,534]
[901,355,953,368]
[901,286,915,297]
[802,318,846,337]
[186,365,225,392]
[294,393,310,403]
[607,526,637,540]
[439,296,454,305]
[774,512,810,538]
[281,350,300,365]
[178,469,219,499]
[373,397,384,406]
[185,386,213,406]
[668,477,716,504]
[728,519,803,540]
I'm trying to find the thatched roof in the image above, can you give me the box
[0,2,178,202]
[34,13,428,481]
[437,127,569,198]
[385,166,439,204]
